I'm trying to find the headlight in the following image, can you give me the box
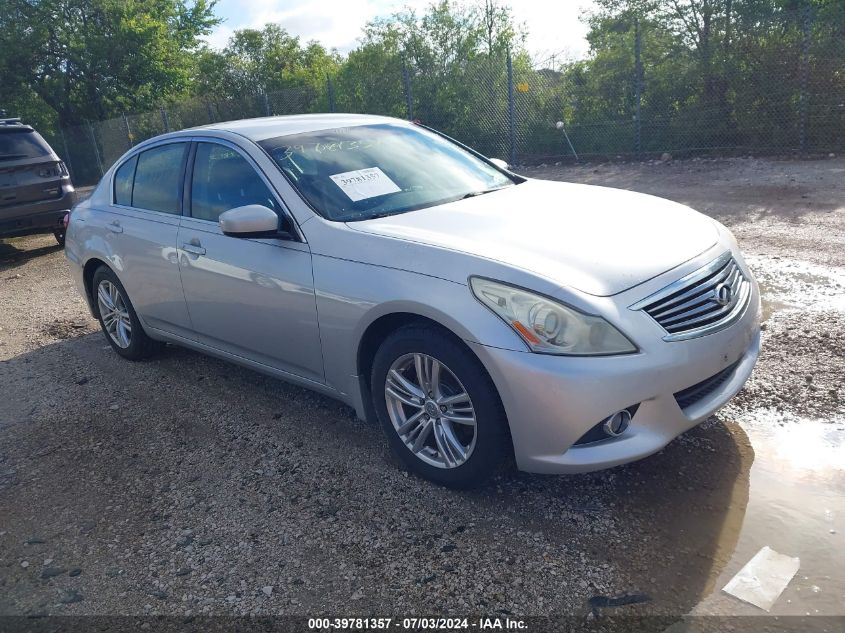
[470,277,637,355]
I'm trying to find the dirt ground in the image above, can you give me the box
[1,157,843,625]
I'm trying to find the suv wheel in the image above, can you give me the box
[92,266,163,360]
[53,229,65,247]
[371,324,510,488]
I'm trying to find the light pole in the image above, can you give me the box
[555,120,579,161]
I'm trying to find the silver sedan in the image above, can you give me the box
[66,114,760,487]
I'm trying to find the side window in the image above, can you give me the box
[191,142,279,223]
[113,155,137,206]
[131,143,186,214]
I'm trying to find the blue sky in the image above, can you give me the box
[208,0,597,62]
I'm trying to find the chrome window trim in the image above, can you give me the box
[109,203,183,225]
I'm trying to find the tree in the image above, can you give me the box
[0,0,218,126]
[336,0,524,152]
[572,0,845,153]
[481,0,518,58]
[194,25,341,99]
[360,0,522,72]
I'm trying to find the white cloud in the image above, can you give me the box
[516,0,594,62]
[205,23,234,50]
[206,0,596,60]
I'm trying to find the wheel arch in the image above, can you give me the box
[357,313,463,387]
[355,312,509,439]
[356,311,515,476]
[82,257,112,314]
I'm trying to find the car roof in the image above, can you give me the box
[0,117,34,132]
[190,113,404,142]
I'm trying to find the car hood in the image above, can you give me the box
[346,179,719,296]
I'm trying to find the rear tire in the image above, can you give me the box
[371,324,510,488]
[53,230,65,247]
[92,266,163,360]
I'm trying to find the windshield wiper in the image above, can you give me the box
[460,186,509,199]
[366,211,401,220]
[348,186,512,221]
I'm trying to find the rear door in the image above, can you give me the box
[176,139,324,383]
[106,141,193,336]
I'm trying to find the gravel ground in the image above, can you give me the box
[1,157,843,623]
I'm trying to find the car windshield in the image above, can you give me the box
[0,130,49,160]
[258,123,516,221]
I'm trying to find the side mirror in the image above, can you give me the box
[489,158,509,171]
[219,205,280,238]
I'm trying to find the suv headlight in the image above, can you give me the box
[470,277,637,356]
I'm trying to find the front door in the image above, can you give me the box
[176,141,324,383]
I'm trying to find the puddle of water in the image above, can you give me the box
[673,257,844,618]
[740,409,845,483]
[691,410,844,616]
[746,255,845,320]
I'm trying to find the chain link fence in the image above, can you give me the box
[49,3,845,187]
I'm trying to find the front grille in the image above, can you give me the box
[674,361,739,411]
[631,252,751,340]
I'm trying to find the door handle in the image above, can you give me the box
[181,242,206,256]
[108,221,123,234]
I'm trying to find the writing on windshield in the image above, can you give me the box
[259,123,514,221]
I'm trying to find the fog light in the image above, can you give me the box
[573,404,639,446]
[602,409,631,436]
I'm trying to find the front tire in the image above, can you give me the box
[371,324,510,488]
[53,229,65,247]
[92,266,162,360]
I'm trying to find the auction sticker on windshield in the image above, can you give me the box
[330,167,401,201]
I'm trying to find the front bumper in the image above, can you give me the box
[469,255,762,474]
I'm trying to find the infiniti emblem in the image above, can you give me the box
[713,283,732,306]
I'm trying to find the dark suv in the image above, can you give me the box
[1,117,78,246]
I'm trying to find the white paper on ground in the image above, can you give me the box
[722,546,800,611]
[329,167,401,202]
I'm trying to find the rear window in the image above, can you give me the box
[130,143,186,214]
[0,130,50,161]
[113,155,137,206]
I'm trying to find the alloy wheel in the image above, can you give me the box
[97,280,132,349]
[384,352,477,469]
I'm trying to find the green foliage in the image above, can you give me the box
[0,0,218,126]
[562,0,845,154]
[194,24,341,99]
[0,87,58,137]
[334,42,407,118]
[4,0,843,169]
[335,1,525,155]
